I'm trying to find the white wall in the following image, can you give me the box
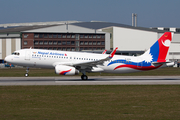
[105,33,110,50]
[6,38,11,57]
[113,27,157,51]
[15,38,21,50]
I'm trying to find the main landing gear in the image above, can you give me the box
[81,74,88,80]
[81,70,88,80]
[25,67,29,77]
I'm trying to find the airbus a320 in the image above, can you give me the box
[5,32,174,80]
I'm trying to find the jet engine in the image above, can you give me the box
[55,65,79,75]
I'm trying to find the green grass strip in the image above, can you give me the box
[0,85,180,120]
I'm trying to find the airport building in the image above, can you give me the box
[0,21,180,63]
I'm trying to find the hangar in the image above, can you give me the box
[0,21,180,63]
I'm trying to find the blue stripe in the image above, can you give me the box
[149,41,159,62]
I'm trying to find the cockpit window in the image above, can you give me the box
[12,52,20,56]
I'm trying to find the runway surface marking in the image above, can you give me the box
[0,76,180,85]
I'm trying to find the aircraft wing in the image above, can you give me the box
[72,47,118,71]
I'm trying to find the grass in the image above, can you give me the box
[1,67,180,77]
[0,67,180,119]
[0,85,180,120]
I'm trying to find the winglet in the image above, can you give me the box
[109,47,118,58]
[102,50,107,54]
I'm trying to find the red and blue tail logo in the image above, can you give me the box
[148,32,172,62]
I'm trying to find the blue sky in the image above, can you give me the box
[0,0,180,28]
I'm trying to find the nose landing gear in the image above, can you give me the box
[25,67,29,77]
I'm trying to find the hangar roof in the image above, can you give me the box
[71,21,167,33]
[0,21,167,34]
[0,25,57,33]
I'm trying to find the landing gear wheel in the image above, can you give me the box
[25,73,29,77]
[25,67,29,77]
[81,75,88,80]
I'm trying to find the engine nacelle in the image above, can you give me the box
[55,65,79,75]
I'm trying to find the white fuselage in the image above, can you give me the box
[5,49,170,74]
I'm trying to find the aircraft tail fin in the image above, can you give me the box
[142,32,173,62]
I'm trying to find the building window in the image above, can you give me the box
[44,41,48,45]
[84,35,88,38]
[67,34,71,38]
[58,47,61,50]
[75,47,79,51]
[101,41,105,45]
[58,34,61,38]
[80,47,83,51]
[101,35,105,38]
[53,47,57,50]
[49,34,52,38]
[34,34,39,38]
[76,41,79,46]
[84,47,88,50]
[53,41,57,45]
[71,41,75,45]
[62,41,66,45]
[80,41,84,45]
[71,48,75,51]
[39,41,43,45]
[62,35,66,38]
[93,35,96,38]
[67,47,70,51]
[39,34,43,38]
[84,41,88,45]
[89,35,92,38]
[97,41,101,45]
[24,41,27,45]
[67,41,71,45]
[34,41,39,45]
[44,34,48,38]
[24,34,28,38]
[97,35,101,38]
[89,41,92,45]
[53,34,57,38]
[71,35,75,38]
[62,48,66,51]
[58,41,61,45]
[80,35,84,38]
[75,34,79,40]
[164,28,169,31]
[49,41,52,45]
[93,41,96,45]
[176,28,180,32]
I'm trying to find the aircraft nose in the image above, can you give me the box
[5,56,11,62]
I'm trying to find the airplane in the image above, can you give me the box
[5,32,174,80]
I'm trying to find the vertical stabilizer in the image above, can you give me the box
[142,32,173,62]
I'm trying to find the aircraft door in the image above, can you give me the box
[25,50,31,60]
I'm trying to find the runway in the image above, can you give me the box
[0,76,180,85]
